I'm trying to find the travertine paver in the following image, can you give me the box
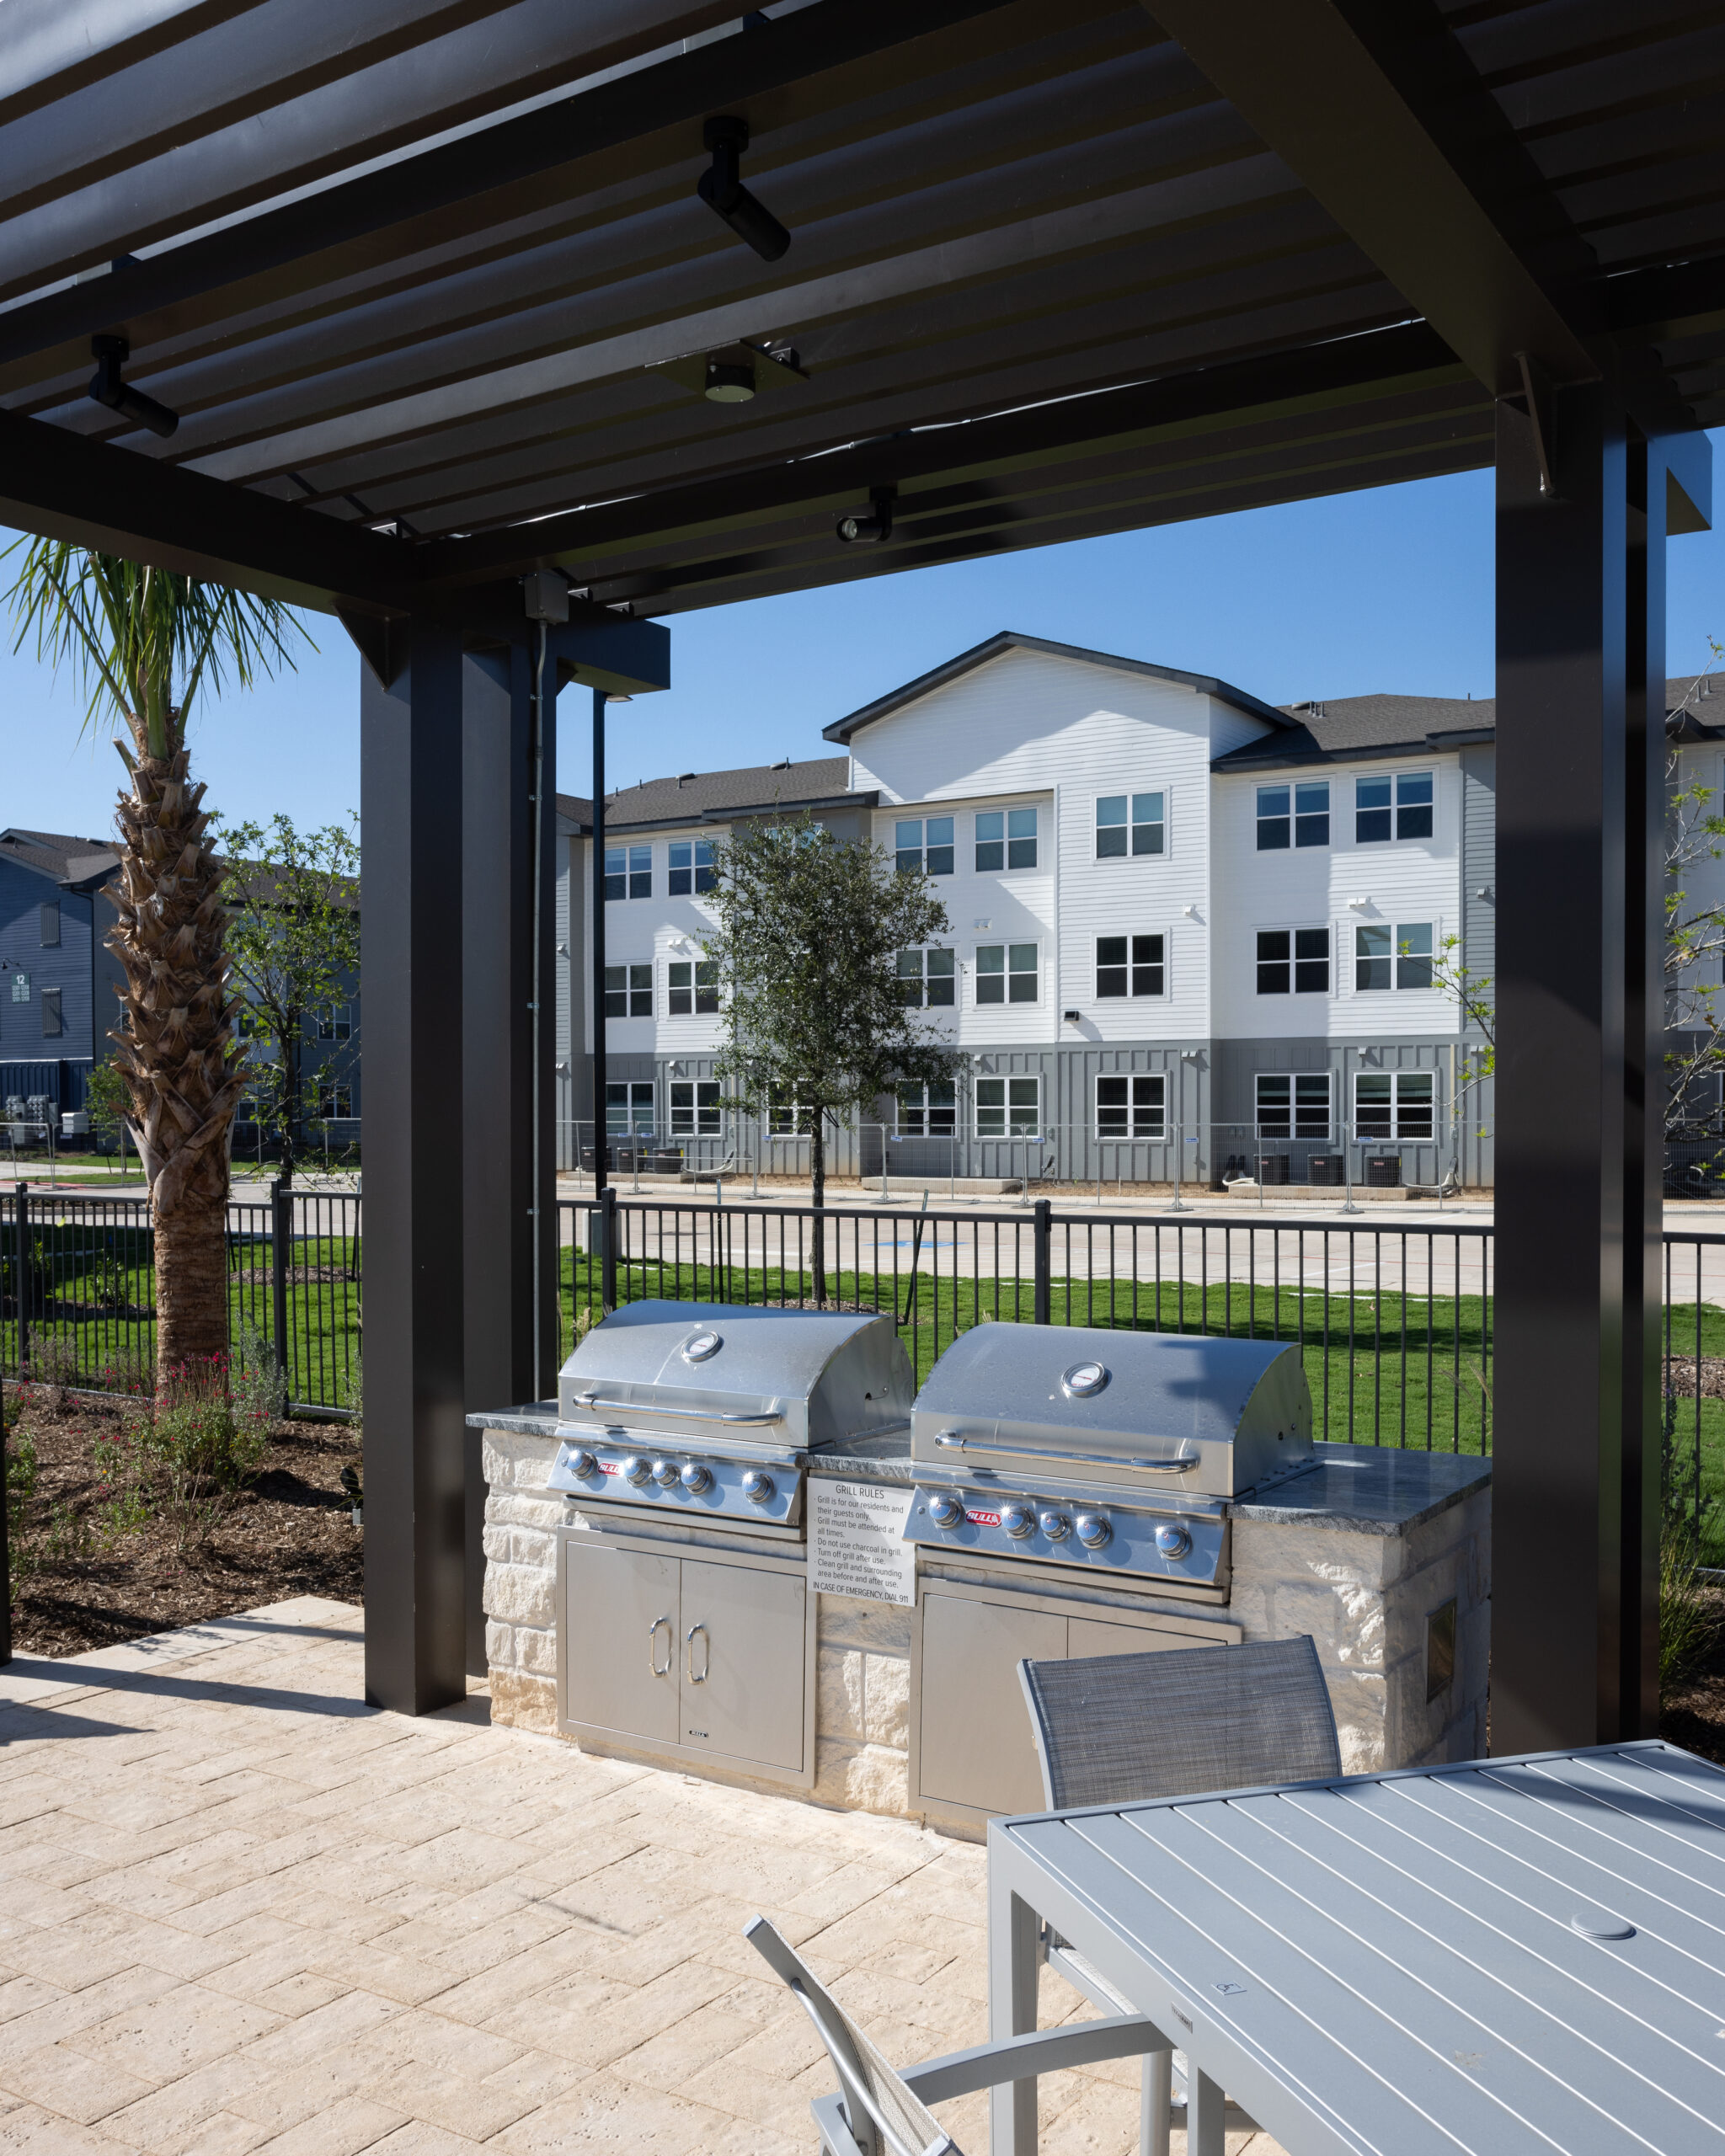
[0,1598,1282,2156]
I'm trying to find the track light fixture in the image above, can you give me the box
[697,117,790,263]
[88,335,179,438]
[704,355,756,403]
[836,486,895,545]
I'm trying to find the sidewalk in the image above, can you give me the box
[0,1600,1276,2156]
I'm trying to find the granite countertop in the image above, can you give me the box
[1230,1443,1490,1534]
[471,1405,1489,1537]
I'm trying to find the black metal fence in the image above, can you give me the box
[1,1182,361,1412]
[562,1193,1725,1551]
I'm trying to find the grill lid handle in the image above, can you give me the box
[932,1429,1199,1472]
[569,1390,783,1427]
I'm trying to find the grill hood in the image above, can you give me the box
[557,1300,914,1454]
[910,1324,1312,1498]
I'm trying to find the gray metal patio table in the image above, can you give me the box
[987,1738,1725,2156]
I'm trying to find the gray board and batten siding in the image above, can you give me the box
[0,827,126,1113]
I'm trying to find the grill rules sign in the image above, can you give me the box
[809,1480,916,1607]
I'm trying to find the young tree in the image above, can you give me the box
[2,544,307,1385]
[218,814,360,1182]
[702,813,956,1301]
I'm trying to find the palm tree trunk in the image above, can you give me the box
[108,744,243,1390]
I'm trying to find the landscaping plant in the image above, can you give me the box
[2,542,307,1390]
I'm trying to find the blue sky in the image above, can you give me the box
[3,430,1722,841]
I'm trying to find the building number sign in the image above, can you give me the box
[10,973,28,1003]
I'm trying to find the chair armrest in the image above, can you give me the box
[901,2011,1172,2105]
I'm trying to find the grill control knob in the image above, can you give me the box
[622,1454,653,1486]
[566,1449,596,1480]
[680,1462,713,1495]
[1038,1508,1071,1542]
[1001,1503,1035,1540]
[741,1468,776,1505]
[1154,1523,1193,1560]
[651,1459,680,1488]
[928,1492,964,1529]
[1075,1512,1112,1550]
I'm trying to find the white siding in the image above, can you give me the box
[1210,758,1464,1039]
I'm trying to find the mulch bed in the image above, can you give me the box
[4,1388,362,1658]
[1660,1582,1725,1765]
[1664,1354,1725,1401]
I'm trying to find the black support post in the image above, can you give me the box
[1492,382,1669,1750]
[591,688,608,1199]
[270,1177,291,1382]
[361,619,469,1716]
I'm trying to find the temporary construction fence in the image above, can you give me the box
[3,1181,1718,1556]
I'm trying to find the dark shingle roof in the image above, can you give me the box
[823,632,1293,744]
[591,756,857,834]
[0,828,120,884]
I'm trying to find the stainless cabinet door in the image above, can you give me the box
[564,1540,681,1745]
[1067,1614,1196,1659]
[917,1590,1065,1816]
[678,1556,806,1770]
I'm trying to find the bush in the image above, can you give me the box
[1661,1508,1722,1693]
[232,1320,287,1426]
[142,1395,270,1552]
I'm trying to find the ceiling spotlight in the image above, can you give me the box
[704,355,756,403]
[837,485,895,545]
[697,117,790,263]
[88,334,178,439]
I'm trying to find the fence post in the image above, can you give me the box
[13,1182,27,1369]
[601,1184,618,1315]
[270,1177,291,1381]
[1033,1197,1052,1326]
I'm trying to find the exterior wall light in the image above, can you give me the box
[705,356,756,403]
[837,486,895,544]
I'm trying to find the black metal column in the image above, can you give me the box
[591,689,609,1203]
[1492,382,1664,1750]
[361,619,468,1715]
[460,641,558,1675]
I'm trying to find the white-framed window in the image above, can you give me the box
[667,960,717,1015]
[976,1075,1040,1135]
[975,942,1039,1005]
[1256,1073,1332,1139]
[1096,934,1165,998]
[1354,1070,1436,1140]
[1095,791,1165,859]
[1354,771,1434,844]
[670,1080,722,1136]
[767,1091,810,1134]
[895,947,956,1007]
[606,1081,655,1135]
[668,839,715,895]
[896,1081,956,1135]
[1256,927,1329,995]
[1095,1073,1165,1139]
[604,963,652,1017]
[317,1003,352,1041]
[315,1080,353,1119]
[1354,921,1434,991]
[895,816,954,877]
[975,806,1038,871]
[1256,780,1329,850]
[604,843,652,899]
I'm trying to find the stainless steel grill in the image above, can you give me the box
[903,1326,1315,1591]
[548,1300,914,1531]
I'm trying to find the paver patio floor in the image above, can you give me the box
[0,1598,1281,2156]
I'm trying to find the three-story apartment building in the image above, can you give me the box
[554,632,1509,1186]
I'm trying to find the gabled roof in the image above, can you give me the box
[583,757,861,835]
[0,828,120,886]
[821,632,1295,745]
[1214,673,1725,771]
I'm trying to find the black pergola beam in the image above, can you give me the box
[1146,0,1600,395]
[0,0,1041,350]
[0,401,411,615]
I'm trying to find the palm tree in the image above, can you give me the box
[3,542,307,1387]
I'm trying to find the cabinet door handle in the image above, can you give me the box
[686,1622,709,1684]
[648,1615,672,1676]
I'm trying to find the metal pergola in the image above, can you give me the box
[1,0,1720,1738]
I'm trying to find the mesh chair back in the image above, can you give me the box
[745,1915,956,2156]
[1018,1636,1341,1810]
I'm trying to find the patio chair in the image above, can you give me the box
[1017,1636,1342,2152]
[745,1913,1174,2156]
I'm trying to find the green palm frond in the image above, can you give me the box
[1,538,311,760]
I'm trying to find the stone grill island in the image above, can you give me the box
[473,1305,1487,1833]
